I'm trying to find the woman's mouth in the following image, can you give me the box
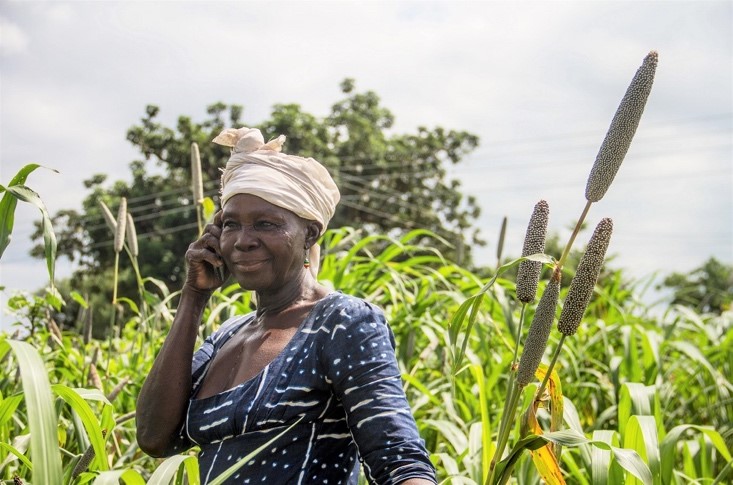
[232,259,268,272]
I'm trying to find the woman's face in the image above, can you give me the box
[219,194,309,292]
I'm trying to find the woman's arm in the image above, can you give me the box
[135,287,209,456]
[136,215,227,457]
[320,298,438,485]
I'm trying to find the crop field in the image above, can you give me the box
[1,223,731,484]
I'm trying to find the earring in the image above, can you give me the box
[303,246,310,269]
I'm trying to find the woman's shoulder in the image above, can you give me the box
[315,292,385,322]
[307,292,389,340]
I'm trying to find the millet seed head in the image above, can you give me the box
[516,200,550,303]
[516,272,560,388]
[191,142,204,204]
[585,51,658,202]
[71,446,96,479]
[558,218,614,336]
[113,198,127,254]
[98,200,117,232]
[71,429,106,479]
[126,212,138,258]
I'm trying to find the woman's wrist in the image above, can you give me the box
[180,284,214,303]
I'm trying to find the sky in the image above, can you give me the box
[1,0,731,328]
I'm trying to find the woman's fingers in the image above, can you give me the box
[184,213,227,290]
[186,245,221,267]
[197,232,222,257]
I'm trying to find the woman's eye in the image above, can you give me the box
[254,221,276,230]
[222,221,237,229]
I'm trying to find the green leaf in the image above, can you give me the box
[713,459,733,485]
[45,287,65,311]
[92,469,146,485]
[563,397,584,435]
[493,434,548,483]
[117,297,140,315]
[72,388,112,406]
[5,184,57,287]
[469,364,492,483]
[147,454,200,485]
[423,418,469,454]
[623,415,660,485]
[0,392,24,426]
[666,340,720,385]
[591,430,618,485]
[523,252,555,264]
[0,339,63,485]
[51,384,109,471]
[660,425,733,484]
[202,196,216,221]
[618,383,656,437]
[0,441,34,472]
[70,291,90,309]
[542,429,653,485]
[0,163,44,257]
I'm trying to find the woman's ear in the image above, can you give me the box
[304,221,322,248]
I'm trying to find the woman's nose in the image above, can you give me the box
[233,226,260,251]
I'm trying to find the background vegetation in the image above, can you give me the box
[1,224,731,484]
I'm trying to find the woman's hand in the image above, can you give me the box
[184,211,228,292]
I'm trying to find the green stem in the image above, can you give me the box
[112,252,119,306]
[512,304,526,366]
[495,303,526,449]
[558,200,592,269]
[487,381,524,485]
[536,334,567,401]
[497,455,525,485]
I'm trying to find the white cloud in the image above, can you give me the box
[0,16,29,56]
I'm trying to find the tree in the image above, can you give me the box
[32,80,483,329]
[660,257,733,315]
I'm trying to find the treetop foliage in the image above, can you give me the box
[661,257,733,315]
[33,79,483,298]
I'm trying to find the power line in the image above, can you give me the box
[477,113,731,147]
[88,221,201,250]
[63,121,731,227]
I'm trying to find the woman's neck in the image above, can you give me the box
[254,273,324,322]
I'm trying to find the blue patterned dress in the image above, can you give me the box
[180,292,436,484]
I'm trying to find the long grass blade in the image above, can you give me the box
[147,454,200,485]
[0,441,33,471]
[0,393,23,426]
[591,430,616,485]
[660,424,733,484]
[51,384,110,471]
[623,415,660,485]
[541,429,653,484]
[618,383,656,437]
[0,164,43,257]
[3,185,57,286]
[92,469,146,484]
[470,364,492,482]
[0,339,63,485]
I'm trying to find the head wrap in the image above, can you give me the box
[213,127,340,276]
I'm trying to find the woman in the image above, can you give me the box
[136,128,437,484]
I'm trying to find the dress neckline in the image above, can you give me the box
[191,292,337,401]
